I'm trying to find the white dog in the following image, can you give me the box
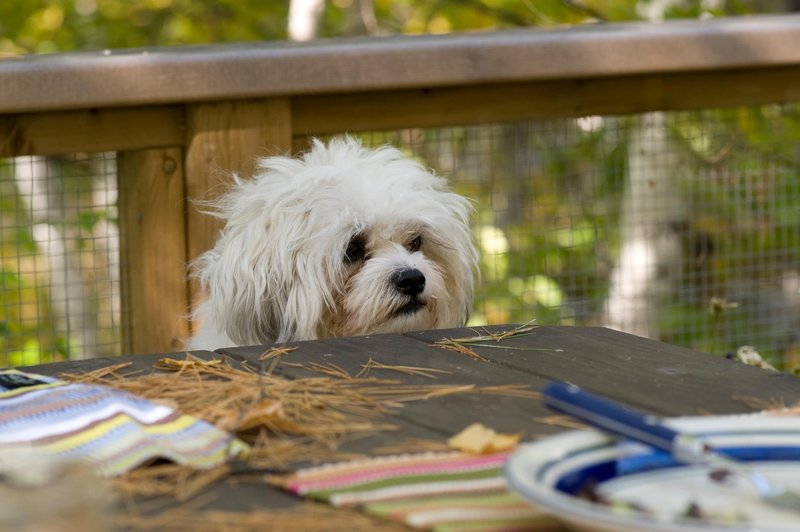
[188,136,478,350]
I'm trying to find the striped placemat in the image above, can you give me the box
[278,451,560,531]
[0,369,248,482]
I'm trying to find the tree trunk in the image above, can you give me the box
[604,113,684,338]
[288,0,325,41]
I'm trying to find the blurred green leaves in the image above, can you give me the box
[1,0,784,56]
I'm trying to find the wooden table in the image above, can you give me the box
[20,324,800,525]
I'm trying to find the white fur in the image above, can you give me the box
[187,136,478,350]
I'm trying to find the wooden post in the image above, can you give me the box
[184,98,293,333]
[118,148,190,354]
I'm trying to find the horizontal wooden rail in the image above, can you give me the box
[2,15,800,115]
[4,64,800,158]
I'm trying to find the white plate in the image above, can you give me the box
[505,415,800,531]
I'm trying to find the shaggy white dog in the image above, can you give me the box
[188,137,478,350]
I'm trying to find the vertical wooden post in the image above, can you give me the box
[118,148,190,354]
[184,98,293,332]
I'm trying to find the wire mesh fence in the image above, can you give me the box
[357,106,800,370]
[2,104,800,369]
[0,153,120,366]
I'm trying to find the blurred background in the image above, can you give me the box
[2,1,800,370]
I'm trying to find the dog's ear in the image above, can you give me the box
[192,229,281,346]
[192,199,338,345]
[272,273,324,342]
[425,190,479,328]
[452,200,479,326]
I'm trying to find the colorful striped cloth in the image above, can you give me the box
[279,451,560,531]
[0,369,248,482]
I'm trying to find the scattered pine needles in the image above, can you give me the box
[60,353,539,505]
[432,319,561,361]
[433,320,563,362]
[114,463,230,503]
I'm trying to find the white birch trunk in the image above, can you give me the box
[288,0,325,41]
[604,112,684,338]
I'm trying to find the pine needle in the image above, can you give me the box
[259,345,299,361]
[534,415,587,430]
[461,343,563,352]
[432,340,488,361]
[357,358,451,379]
[305,362,352,379]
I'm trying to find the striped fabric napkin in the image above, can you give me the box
[278,451,560,531]
[0,369,248,483]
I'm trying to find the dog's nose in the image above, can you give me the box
[393,268,426,296]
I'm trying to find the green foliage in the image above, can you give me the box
[0,0,290,54]
[0,266,64,365]
[1,0,784,55]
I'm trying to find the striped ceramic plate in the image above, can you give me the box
[505,415,800,532]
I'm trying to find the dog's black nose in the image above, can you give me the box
[393,268,426,296]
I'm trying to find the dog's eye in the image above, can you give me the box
[406,235,422,253]
[345,236,366,263]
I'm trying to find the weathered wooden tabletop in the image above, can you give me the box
[21,324,800,520]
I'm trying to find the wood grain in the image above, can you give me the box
[0,106,184,157]
[3,64,800,158]
[118,148,190,354]
[292,66,800,135]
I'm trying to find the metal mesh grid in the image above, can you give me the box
[0,153,120,365]
[2,104,799,368]
[356,106,800,370]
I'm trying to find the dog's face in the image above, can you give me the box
[193,137,478,346]
[329,218,463,338]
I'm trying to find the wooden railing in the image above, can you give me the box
[3,14,800,354]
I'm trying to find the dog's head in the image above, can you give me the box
[193,136,478,345]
